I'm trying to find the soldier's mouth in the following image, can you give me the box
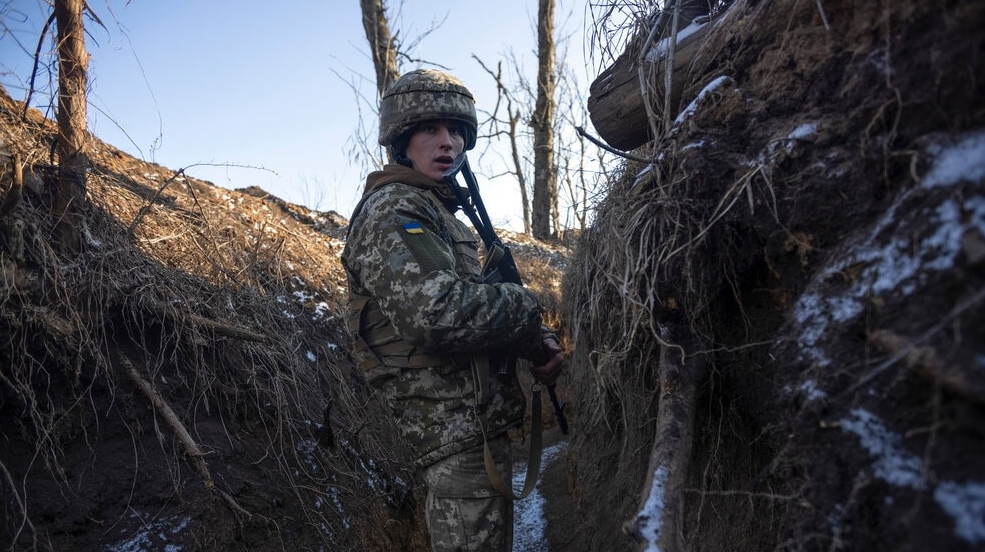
[435,156,454,165]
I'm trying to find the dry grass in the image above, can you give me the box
[0,88,419,551]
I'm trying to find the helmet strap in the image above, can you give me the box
[391,133,414,167]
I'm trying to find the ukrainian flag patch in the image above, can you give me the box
[403,222,424,234]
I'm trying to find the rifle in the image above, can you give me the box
[443,153,569,435]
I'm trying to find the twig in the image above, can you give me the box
[123,356,213,486]
[868,328,985,405]
[182,311,269,343]
[127,168,186,234]
[123,356,254,519]
[575,126,651,163]
[218,488,254,520]
[24,13,57,119]
[843,286,985,397]
[637,9,670,144]
[622,324,704,552]
[661,1,682,137]
[814,0,831,30]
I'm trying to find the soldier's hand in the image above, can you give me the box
[530,336,564,385]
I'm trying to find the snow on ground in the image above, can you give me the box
[839,408,925,490]
[106,511,191,552]
[513,441,567,551]
[935,482,985,544]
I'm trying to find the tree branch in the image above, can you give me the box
[575,126,651,163]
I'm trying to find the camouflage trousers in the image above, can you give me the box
[421,435,513,552]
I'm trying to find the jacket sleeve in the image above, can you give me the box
[344,186,543,353]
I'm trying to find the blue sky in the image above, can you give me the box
[1,0,595,228]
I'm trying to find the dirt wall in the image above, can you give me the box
[562,0,985,549]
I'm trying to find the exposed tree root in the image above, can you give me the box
[1,458,37,550]
[622,325,705,552]
[848,286,985,400]
[122,355,252,519]
[170,310,269,343]
[868,328,985,406]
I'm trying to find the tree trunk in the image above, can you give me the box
[508,107,532,234]
[531,0,557,241]
[53,0,89,252]
[359,0,400,97]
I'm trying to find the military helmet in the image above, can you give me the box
[379,69,478,151]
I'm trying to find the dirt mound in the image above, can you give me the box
[0,86,570,550]
[562,0,984,550]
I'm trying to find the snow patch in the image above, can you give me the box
[797,379,826,401]
[633,164,654,189]
[636,465,669,552]
[792,292,832,366]
[108,511,191,552]
[922,129,985,189]
[790,130,985,367]
[935,481,985,544]
[647,20,707,61]
[840,408,924,489]
[674,75,732,125]
[312,301,333,321]
[788,123,817,140]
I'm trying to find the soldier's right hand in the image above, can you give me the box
[530,336,564,385]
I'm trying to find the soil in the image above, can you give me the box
[562,0,985,550]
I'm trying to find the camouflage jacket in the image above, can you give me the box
[341,164,544,468]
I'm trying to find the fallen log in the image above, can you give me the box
[587,6,720,151]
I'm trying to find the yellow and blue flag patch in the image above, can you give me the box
[403,222,424,234]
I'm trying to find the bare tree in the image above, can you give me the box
[473,5,608,238]
[474,57,532,234]
[531,0,558,240]
[359,0,400,97]
[554,32,610,235]
[52,0,90,251]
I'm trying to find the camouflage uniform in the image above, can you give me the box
[342,162,544,551]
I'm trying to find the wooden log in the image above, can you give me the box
[588,17,713,151]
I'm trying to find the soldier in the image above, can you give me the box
[341,69,564,551]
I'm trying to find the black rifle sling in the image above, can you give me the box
[443,154,543,500]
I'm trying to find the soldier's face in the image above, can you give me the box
[405,120,466,182]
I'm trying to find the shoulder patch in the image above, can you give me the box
[403,222,424,234]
